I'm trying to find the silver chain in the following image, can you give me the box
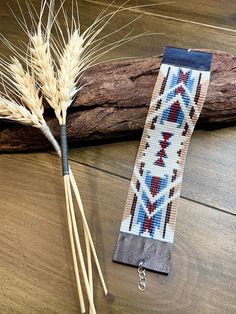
[138,261,146,291]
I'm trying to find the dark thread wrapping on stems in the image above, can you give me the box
[61,124,69,176]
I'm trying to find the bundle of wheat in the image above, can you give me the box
[0,0,166,312]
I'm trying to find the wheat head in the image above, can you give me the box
[0,95,42,127]
[30,28,60,121]
[9,57,44,121]
[57,30,85,121]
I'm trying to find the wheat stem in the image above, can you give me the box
[69,172,108,295]
[64,176,86,313]
[60,118,95,311]
[64,174,96,314]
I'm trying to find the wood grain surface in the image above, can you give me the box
[0,0,235,313]
[0,153,235,313]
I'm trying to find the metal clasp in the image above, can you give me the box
[138,261,146,291]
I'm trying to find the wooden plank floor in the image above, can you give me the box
[0,1,235,313]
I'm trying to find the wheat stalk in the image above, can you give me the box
[25,6,96,302]
[50,3,113,303]
[29,22,97,314]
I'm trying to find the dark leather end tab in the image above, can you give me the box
[113,232,173,274]
[163,47,212,71]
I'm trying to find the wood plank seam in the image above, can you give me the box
[85,0,236,34]
[181,196,236,217]
[46,152,235,216]
[47,151,130,180]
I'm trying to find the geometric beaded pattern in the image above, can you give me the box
[120,63,211,243]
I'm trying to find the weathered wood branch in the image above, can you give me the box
[0,50,236,152]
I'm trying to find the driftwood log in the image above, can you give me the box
[0,49,236,152]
